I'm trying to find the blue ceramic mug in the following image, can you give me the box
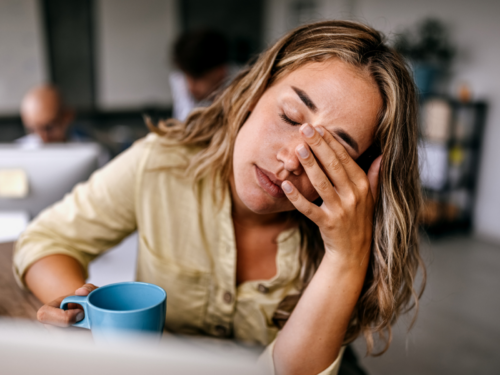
[60,282,166,341]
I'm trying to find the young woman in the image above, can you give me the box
[14,21,424,375]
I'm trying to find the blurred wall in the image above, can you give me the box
[263,0,355,46]
[0,0,47,115]
[95,0,179,111]
[352,0,500,241]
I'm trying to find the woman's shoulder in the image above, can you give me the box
[139,132,203,171]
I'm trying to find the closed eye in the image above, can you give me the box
[279,113,301,126]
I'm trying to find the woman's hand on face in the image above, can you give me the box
[37,283,98,327]
[281,123,382,267]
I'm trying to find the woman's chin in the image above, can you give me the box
[240,193,294,215]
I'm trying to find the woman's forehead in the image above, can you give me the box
[276,60,382,141]
[277,59,378,99]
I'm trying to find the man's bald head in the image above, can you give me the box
[21,85,73,143]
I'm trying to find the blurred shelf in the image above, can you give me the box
[419,96,487,236]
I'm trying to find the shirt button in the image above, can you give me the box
[223,291,232,304]
[214,325,228,337]
[257,284,269,294]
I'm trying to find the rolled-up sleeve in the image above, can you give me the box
[258,338,344,375]
[13,139,149,289]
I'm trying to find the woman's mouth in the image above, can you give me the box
[255,165,285,199]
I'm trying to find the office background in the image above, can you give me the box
[1,0,499,242]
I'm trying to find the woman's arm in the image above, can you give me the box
[13,138,151,328]
[273,251,367,374]
[275,124,382,375]
[13,139,146,290]
[25,254,86,304]
[25,255,100,327]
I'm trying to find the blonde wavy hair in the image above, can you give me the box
[148,20,425,355]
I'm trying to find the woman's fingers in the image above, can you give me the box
[298,124,353,197]
[295,143,341,209]
[367,155,382,203]
[37,295,84,327]
[75,283,98,296]
[282,180,324,225]
[37,283,99,327]
[315,125,367,184]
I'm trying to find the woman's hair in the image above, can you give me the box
[148,20,425,355]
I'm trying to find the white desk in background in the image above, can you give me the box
[0,211,29,243]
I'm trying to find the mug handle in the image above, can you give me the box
[60,296,90,329]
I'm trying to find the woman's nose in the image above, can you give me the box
[277,143,303,175]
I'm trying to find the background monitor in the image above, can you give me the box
[0,143,101,218]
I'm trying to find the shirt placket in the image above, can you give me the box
[203,194,237,338]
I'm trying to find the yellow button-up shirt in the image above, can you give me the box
[13,133,342,374]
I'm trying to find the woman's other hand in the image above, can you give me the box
[281,123,382,267]
[37,283,98,327]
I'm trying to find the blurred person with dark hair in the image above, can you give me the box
[170,29,236,121]
[17,85,76,146]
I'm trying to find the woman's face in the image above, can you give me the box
[232,59,383,215]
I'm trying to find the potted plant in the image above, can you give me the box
[394,18,456,95]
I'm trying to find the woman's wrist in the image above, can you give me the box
[312,249,368,317]
[274,245,370,375]
[322,246,371,276]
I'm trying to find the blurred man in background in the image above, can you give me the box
[17,84,109,165]
[170,29,235,121]
[17,85,77,146]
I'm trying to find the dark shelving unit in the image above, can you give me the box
[419,96,487,236]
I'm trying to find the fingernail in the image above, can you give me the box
[76,311,84,322]
[297,145,309,158]
[302,124,314,138]
[316,127,324,136]
[282,181,293,194]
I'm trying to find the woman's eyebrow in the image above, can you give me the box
[291,86,318,113]
[330,128,359,153]
[289,86,359,153]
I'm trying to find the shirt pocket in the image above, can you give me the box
[137,239,211,334]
